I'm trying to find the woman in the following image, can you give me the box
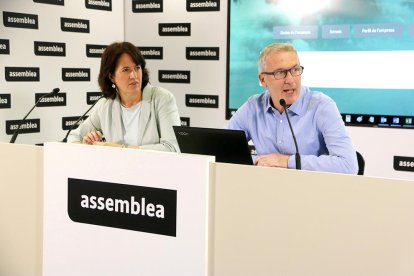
[68,41,181,152]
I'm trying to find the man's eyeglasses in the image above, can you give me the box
[261,66,304,80]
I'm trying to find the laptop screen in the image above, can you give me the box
[173,126,254,165]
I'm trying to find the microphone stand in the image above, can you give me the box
[62,95,104,142]
[280,99,301,170]
[10,88,60,143]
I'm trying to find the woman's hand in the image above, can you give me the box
[82,131,104,144]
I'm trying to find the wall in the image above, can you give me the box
[1,0,413,181]
[124,0,227,129]
[0,0,124,144]
[348,127,414,180]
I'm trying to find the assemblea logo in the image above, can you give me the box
[68,178,177,236]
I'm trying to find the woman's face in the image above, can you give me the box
[110,53,142,97]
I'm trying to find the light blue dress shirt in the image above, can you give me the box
[226,86,358,174]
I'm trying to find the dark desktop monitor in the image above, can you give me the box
[173,126,253,165]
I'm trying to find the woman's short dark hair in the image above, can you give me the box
[98,41,149,99]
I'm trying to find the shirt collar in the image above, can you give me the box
[288,86,307,116]
[264,92,274,113]
[263,86,307,116]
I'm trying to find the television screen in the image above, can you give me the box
[227,0,414,128]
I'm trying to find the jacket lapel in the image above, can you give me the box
[137,84,153,145]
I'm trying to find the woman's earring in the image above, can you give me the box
[112,83,116,89]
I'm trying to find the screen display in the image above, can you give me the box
[227,0,414,128]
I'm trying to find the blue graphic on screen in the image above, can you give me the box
[228,0,414,125]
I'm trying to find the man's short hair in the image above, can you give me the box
[258,43,298,73]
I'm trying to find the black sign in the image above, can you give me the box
[68,178,177,236]
[62,116,88,130]
[180,117,190,127]
[61,17,90,33]
[85,0,112,11]
[86,44,107,58]
[0,39,10,55]
[35,93,67,107]
[3,11,38,29]
[186,47,219,60]
[132,0,163,13]
[394,156,414,172]
[186,0,220,11]
[139,46,163,59]
[185,94,219,108]
[249,145,257,156]
[6,119,40,135]
[62,68,91,81]
[158,70,190,83]
[33,0,65,5]
[5,67,40,81]
[34,41,66,56]
[0,94,11,108]
[86,92,103,105]
[159,23,191,36]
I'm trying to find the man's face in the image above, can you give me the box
[258,51,301,111]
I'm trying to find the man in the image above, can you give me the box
[226,43,358,174]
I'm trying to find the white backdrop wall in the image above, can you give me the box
[0,0,124,145]
[124,0,227,129]
[1,0,413,180]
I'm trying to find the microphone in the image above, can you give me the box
[279,98,301,170]
[10,88,60,143]
[62,95,104,143]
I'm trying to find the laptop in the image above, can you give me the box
[173,126,254,165]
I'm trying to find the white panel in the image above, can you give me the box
[0,143,43,276]
[43,142,213,276]
[213,163,414,276]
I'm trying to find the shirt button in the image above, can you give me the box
[279,120,282,123]
[278,141,282,144]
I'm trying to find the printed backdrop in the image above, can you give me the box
[0,0,227,145]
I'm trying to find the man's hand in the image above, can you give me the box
[255,153,290,168]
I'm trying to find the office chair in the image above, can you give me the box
[356,151,365,175]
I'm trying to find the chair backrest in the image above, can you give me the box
[356,151,365,175]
